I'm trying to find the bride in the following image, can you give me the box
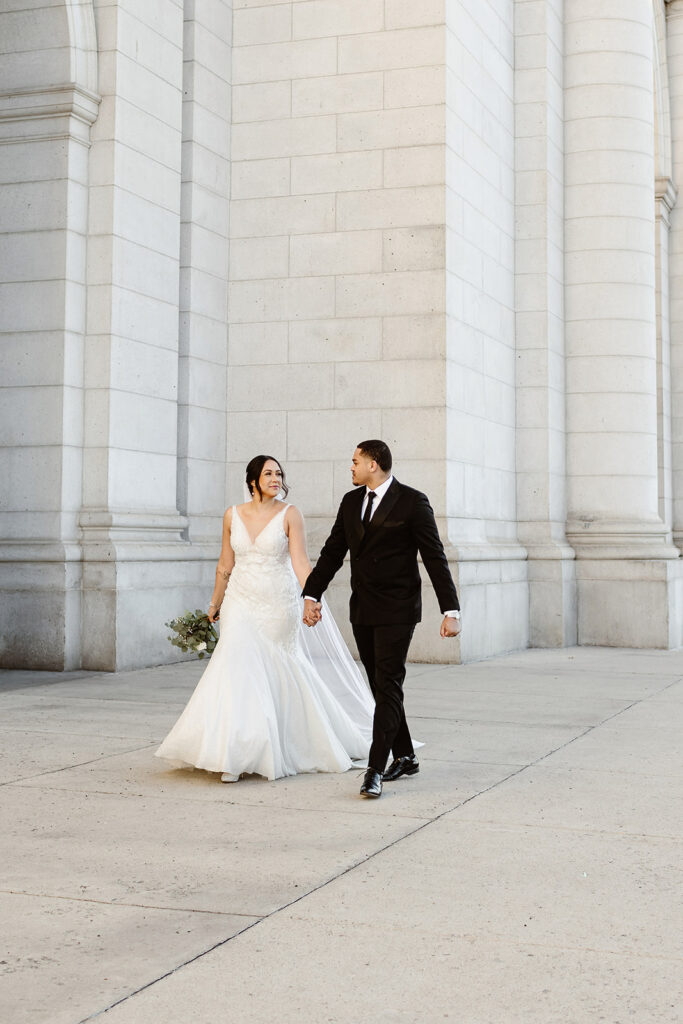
[156,455,374,782]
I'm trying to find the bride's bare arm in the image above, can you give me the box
[208,508,236,622]
[285,506,313,589]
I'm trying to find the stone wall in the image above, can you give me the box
[1,0,683,670]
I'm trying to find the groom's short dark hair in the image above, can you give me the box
[357,439,392,472]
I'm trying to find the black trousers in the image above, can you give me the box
[352,622,415,773]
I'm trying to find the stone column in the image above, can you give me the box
[514,0,576,648]
[177,0,231,548]
[80,0,201,670]
[565,0,682,647]
[667,0,683,555]
[0,2,99,669]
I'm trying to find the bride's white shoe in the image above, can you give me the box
[221,772,239,783]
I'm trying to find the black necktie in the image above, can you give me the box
[362,490,376,529]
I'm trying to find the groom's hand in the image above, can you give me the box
[440,615,461,638]
[303,599,322,627]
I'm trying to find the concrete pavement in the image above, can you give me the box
[1,647,681,1024]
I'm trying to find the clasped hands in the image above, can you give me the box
[303,598,322,627]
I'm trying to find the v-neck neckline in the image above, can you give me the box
[234,504,287,546]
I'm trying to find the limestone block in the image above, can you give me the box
[114,145,181,211]
[227,363,334,412]
[568,478,659,521]
[382,314,445,360]
[339,27,442,74]
[230,195,336,237]
[107,57,182,130]
[566,355,656,395]
[338,105,445,153]
[233,81,291,123]
[232,38,337,85]
[179,312,228,364]
[289,317,382,363]
[289,230,382,277]
[183,405,226,458]
[182,141,231,196]
[231,114,335,161]
[290,151,382,195]
[183,363,226,416]
[1,180,70,233]
[567,392,653,434]
[576,559,683,650]
[227,411,288,461]
[287,409,382,461]
[233,3,292,46]
[0,446,62,511]
[292,0,384,40]
[0,387,64,447]
[106,12,183,85]
[182,20,230,77]
[336,269,444,318]
[385,0,444,30]
[384,66,444,109]
[447,409,485,465]
[383,226,445,272]
[381,406,446,458]
[107,190,180,259]
[0,230,68,283]
[183,103,230,160]
[228,276,335,323]
[228,322,289,366]
[280,460,335,516]
[230,236,289,280]
[0,333,65,388]
[336,186,442,231]
[180,240,230,298]
[106,449,178,509]
[567,433,655,479]
[231,158,290,200]
[0,281,66,333]
[291,73,383,116]
[334,358,445,409]
[0,7,70,55]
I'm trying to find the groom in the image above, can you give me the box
[303,440,461,799]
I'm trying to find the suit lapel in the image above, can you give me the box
[366,478,401,535]
[347,487,366,553]
[358,475,401,548]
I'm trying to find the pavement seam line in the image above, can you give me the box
[0,889,259,918]
[0,743,159,789]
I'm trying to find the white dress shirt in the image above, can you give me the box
[305,475,460,621]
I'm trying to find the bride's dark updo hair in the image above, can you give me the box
[245,455,289,501]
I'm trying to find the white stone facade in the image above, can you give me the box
[1,0,683,670]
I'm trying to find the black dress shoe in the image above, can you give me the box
[359,768,382,798]
[383,755,419,782]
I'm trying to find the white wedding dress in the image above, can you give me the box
[156,504,374,780]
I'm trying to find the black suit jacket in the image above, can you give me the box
[304,479,459,626]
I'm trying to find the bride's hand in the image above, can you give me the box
[303,599,322,627]
[208,604,220,623]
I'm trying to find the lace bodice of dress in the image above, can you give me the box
[230,503,291,566]
[226,504,300,648]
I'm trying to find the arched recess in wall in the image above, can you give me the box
[0,0,98,98]
[64,0,99,96]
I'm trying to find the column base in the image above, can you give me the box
[0,544,83,670]
[526,543,578,648]
[576,557,683,648]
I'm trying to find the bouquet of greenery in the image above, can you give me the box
[166,609,218,659]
